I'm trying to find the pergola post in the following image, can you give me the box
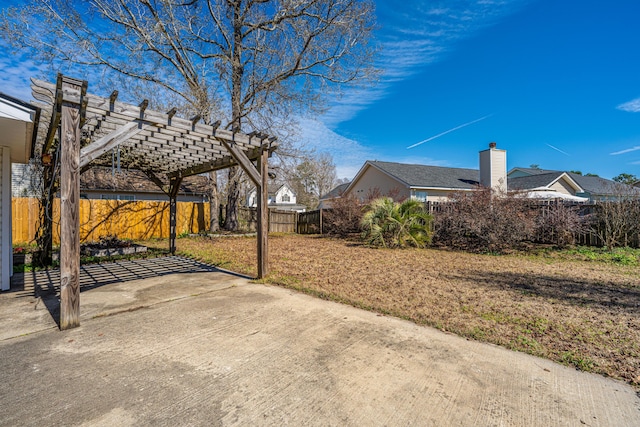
[256,146,269,278]
[59,76,85,330]
[31,77,278,295]
[169,176,183,255]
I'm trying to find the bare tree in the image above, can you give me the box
[2,0,377,230]
[590,183,640,249]
[287,152,337,209]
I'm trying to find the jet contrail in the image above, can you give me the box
[407,114,492,149]
[545,143,570,156]
[610,146,640,155]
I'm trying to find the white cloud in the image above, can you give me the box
[305,2,527,177]
[0,51,49,101]
[322,1,527,127]
[396,155,452,167]
[294,117,374,180]
[610,146,640,155]
[616,98,640,113]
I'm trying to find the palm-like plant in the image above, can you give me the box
[360,197,432,248]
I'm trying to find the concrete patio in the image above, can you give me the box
[1,257,639,426]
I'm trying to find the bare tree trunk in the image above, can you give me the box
[223,1,245,231]
[223,167,240,230]
[208,171,219,233]
[36,156,58,267]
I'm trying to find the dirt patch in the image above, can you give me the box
[161,234,640,388]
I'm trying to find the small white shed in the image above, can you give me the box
[0,93,39,291]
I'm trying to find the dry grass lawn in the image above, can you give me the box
[153,234,640,388]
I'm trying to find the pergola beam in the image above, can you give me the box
[79,121,149,169]
[216,137,262,185]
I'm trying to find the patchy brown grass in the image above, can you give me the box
[146,234,640,388]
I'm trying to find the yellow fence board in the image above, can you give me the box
[12,197,210,245]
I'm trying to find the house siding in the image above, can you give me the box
[549,179,576,195]
[274,186,295,204]
[349,165,410,202]
[1,147,11,290]
[12,163,35,197]
[479,147,507,192]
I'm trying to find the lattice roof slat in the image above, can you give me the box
[31,78,277,181]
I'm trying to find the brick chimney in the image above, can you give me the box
[479,142,507,193]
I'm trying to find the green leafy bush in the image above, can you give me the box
[360,198,432,248]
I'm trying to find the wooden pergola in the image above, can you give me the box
[32,74,277,330]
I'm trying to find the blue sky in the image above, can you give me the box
[2,0,640,181]
[301,0,640,180]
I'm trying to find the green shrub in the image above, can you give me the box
[360,198,432,248]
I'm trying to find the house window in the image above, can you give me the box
[282,194,290,202]
[412,191,428,202]
[119,195,135,201]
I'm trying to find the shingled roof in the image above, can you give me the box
[320,182,350,200]
[369,161,480,190]
[509,167,639,196]
[567,173,629,195]
[508,172,567,191]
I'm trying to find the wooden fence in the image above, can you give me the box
[15,197,637,248]
[297,210,323,234]
[269,210,297,233]
[12,197,209,245]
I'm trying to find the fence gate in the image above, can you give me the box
[269,210,297,233]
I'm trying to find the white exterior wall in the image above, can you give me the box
[479,145,507,193]
[549,179,576,195]
[274,186,296,204]
[1,146,12,291]
[348,166,410,202]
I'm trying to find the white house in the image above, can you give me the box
[247,183,306,212]
[0,93,39,291]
